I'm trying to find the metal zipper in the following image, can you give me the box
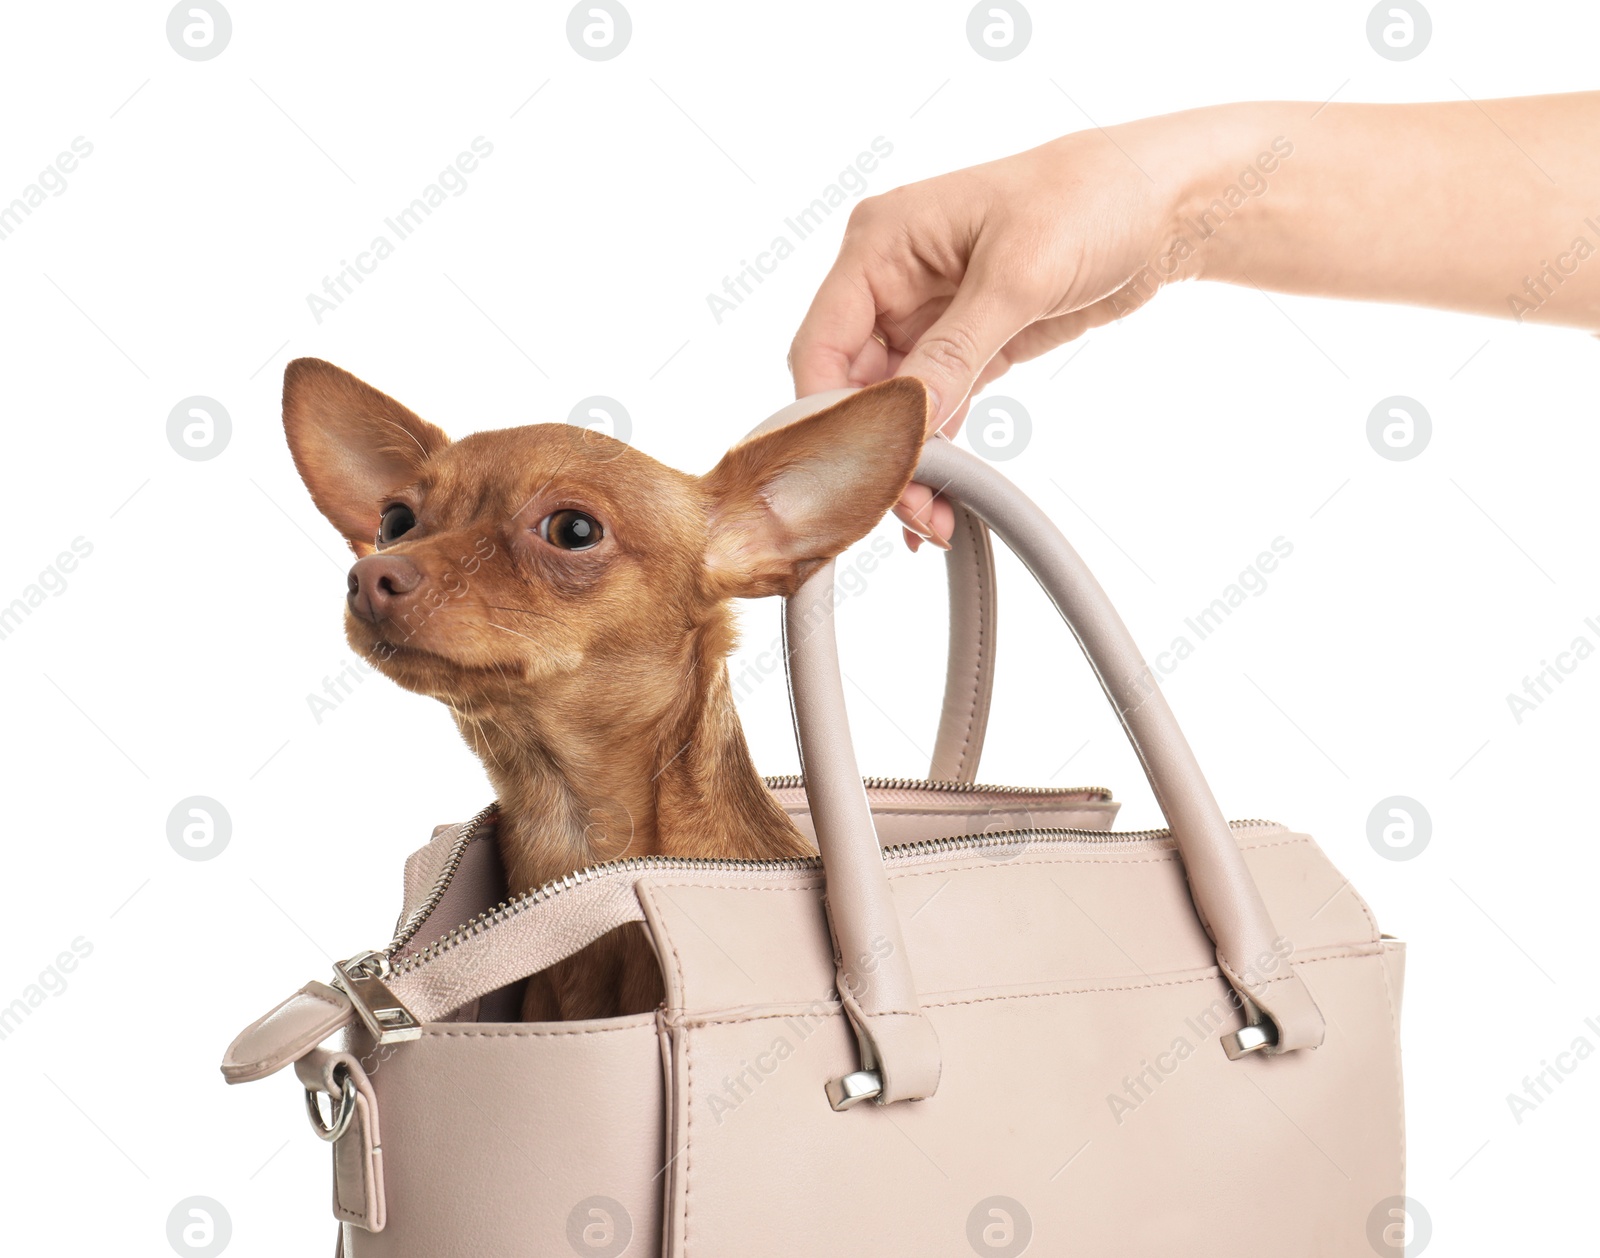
[380,813,1283,978]
[378,780,1109,965]
[764,774,1114,799]
[385,802,499,958]
[329,802,499,1039]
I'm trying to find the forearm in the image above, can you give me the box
[1170,95,1600,330]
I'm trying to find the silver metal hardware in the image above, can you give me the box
[825,1069,883,1111]
[370,801,1280,1001]
[764,774,1114,800]
[384,803,499,958]
[390,821,1279,978]
[1222,1019,1279,1060]
[333,950,423,1045]
[304,1067,356,1142]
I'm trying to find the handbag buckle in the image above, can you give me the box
[825,1069,883,1111]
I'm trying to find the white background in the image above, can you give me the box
[1,1,1596,1253]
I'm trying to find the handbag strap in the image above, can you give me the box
[785,436,1327,1106]
[749,390,999,784]
[929,505,997,782]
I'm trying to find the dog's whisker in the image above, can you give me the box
[448,695,508,771]
[485,604,559,623]
[478,730,507,771]
[484,619,542,645]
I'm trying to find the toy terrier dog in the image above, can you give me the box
[282,360,928,1021]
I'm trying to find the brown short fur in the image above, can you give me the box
[282,361,929,1019]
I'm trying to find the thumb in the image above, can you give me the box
[895,266,1034,434]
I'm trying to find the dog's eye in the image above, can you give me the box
[540,509,602,551]
[378,504,416,544]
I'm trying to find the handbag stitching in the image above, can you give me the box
[639,882,691,1009]
[295,986,347,1010]
[681,970,1223,1027]
[671,951,1394,1246]
[633,839,1368,997]
[330,1095,371,1226]
[1338,880,1382,943]
[628,857,1196,903]
[562,841,1364,1031]
[956,508,987,778]
[683,1024,696,1255]
[675,950,1383,1028]
[1218,952,1280,1003]
[1289,947,1386,967]
[1376,942,1406,1186]
[633,841,1289,903]
[366,1147,386,1233]
[421,1024,655,1039]
[925,954,1376,1009]
[332,1164,362,1224]
[466,836,1305,918]
[672,953,1376,1030]
[879,834,1323,882]
[985,965,1188,1007]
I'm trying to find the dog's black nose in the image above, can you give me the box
[347,553,422,623]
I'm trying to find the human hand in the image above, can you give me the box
[789,118,1199,548]
[793,92,1600,549]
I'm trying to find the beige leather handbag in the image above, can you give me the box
[223,424,1404,1257]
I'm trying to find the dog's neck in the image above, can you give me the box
[449,616,809,896]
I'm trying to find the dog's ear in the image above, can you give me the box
[702,378,930,598]
[282,358,450,556]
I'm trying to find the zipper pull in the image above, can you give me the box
[332,949,423,1044]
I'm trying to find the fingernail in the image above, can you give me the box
[902,506,951,552]
[902,527,922,553]
[926,388,942,430]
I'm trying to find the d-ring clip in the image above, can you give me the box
[304,1066,356,1142]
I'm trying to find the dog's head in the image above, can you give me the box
[281,359,928,714]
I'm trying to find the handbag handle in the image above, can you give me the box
[786,435,1327,1109]
[750,390,999,784]
[929,504,997,781]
